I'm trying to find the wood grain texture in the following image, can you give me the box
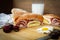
[0,26,47,40]
[44,0,60,16]
[13,0,32,12]
[0,26,60,40]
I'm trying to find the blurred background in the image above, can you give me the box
[0,0,60,16]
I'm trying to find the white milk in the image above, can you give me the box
[32,4,44,15]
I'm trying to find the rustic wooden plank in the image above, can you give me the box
[0,26,47,40]
[0,26,60,40]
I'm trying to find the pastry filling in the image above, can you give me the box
[51,18,60,25]
[16,19,41,28]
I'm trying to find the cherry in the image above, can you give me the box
[3,23,13,33]
[13,26,19,32]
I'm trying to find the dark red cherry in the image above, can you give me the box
[3,23,13,33]
[13,26,19,32]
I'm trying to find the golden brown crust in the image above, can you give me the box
[11,8,27,25]
[14,13,43,26]
[43,14,60,25]
[11,8,43,26]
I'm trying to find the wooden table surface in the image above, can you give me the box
[0,25,60,40]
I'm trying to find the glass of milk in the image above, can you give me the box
[32,3,44,15]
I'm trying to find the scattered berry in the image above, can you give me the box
[3,23,13,33]
[13,26,19,32]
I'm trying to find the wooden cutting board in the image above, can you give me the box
[0,26,60,40]
[0,26,47,40]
